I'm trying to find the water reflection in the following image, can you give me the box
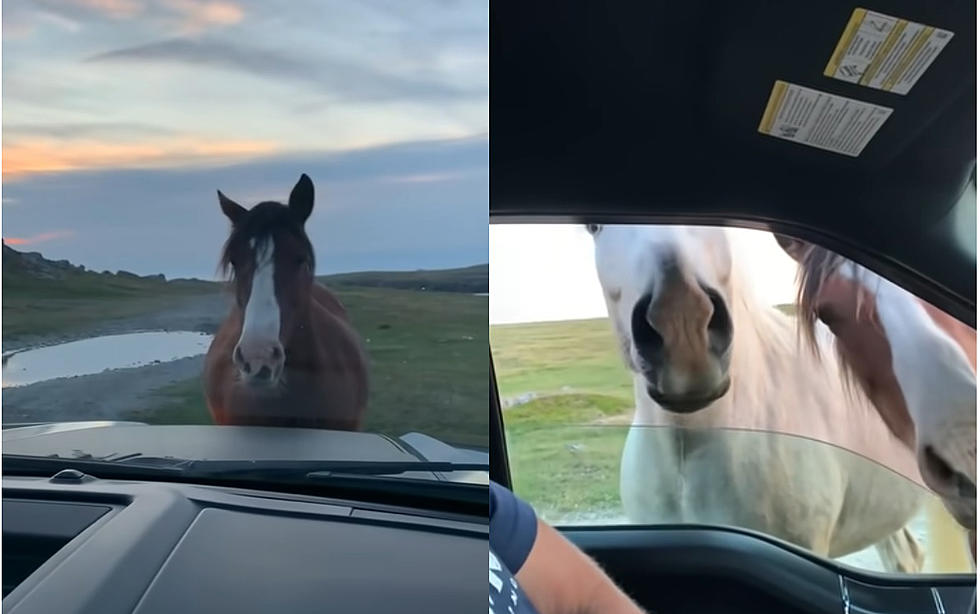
[3,332,213,388]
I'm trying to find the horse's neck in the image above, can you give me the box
[919,299,976,372]
[872,281,976,417]
[284,290,360,370]
[282,305,324,368]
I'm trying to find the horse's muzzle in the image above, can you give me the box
[242,366,281,387]
[646,377,731,413]
[234,342,284,387]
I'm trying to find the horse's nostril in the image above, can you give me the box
[922,446,975,497]
[631,294,664,357]
[271,346,282,360]
[704,285,732,349]
[924,446,955,483]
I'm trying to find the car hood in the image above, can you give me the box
[1,421,488,485]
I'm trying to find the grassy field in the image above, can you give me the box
[132,287,488,448]
[319,264,488,293]
[490,318,631,400]
[491,318,634,518]
[2,265,215,343]
[5,249,489,449]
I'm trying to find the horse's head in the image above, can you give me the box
[588,224,734,413]
[217,174,317,387]
[775,233,977,530]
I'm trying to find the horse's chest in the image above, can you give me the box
[224,369,361,429]
[621,426,840,530]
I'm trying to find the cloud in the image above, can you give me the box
[2,135,487,277]
[4,230,76,246]
[163,0,243,33]
[85,36,483,103]
[379,172,465,184]
[3,122,174,139]
[86,37,306,75]
[27,0,143,22]
[3,137,278,179]
[74,0,143,19]
[10,0,243,36]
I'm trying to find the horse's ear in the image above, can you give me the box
[773,233,809,262]
[289,173,314,223]
[218,190,247,225]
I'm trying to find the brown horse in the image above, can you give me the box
[775,234,977,560]
[204,174,369,430]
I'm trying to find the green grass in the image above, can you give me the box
[124,287,488,448]
[491,318,635,517]
[504,394,631,518]
[127,378,212,425]
[490,318,632,400]
[5,246,488,449]
[320,264,488,293]
[3,263,216,343]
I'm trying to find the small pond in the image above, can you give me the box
[2,331,214,388]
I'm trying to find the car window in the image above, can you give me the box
[490,223,976,575]
[3,2,488,485]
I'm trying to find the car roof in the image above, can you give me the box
[490,0,976,325]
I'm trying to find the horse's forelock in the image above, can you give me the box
[219,202,315,281]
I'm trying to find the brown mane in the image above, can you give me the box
[791,242,881,394]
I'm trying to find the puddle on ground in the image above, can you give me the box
[2,331,213,388]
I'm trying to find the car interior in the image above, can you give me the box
[2,468,486,613]
[490,1,976,613]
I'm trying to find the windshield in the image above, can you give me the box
[490,223,977,575]
[3,2,489,486]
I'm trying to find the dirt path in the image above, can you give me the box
[3,355,206,423]
[4,292,230,352]
[3,292,229,424]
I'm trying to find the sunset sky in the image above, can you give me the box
[2,0,488,278]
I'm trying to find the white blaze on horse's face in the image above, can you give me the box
[844,265,977,527]
[233,236,285,386]
[591,225,735,413]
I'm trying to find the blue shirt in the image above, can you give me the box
[490,481,540,614]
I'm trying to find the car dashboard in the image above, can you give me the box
[2,473,486,613]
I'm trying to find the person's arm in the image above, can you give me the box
[516,517,647,614]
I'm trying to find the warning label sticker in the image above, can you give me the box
[824,8,954,95]
[758,81,893,157]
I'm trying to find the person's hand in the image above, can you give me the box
[516,518,647,614]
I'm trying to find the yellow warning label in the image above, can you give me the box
[824,9,953,95]
[758,81,893,157]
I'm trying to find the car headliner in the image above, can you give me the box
[490,0,976,326]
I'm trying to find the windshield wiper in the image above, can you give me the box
[108,457,490,479]
[2,454,489,513]
[2,454,488,478]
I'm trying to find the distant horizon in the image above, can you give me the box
[3,239,489,282]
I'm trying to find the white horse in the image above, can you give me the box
[588,224,925,572]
